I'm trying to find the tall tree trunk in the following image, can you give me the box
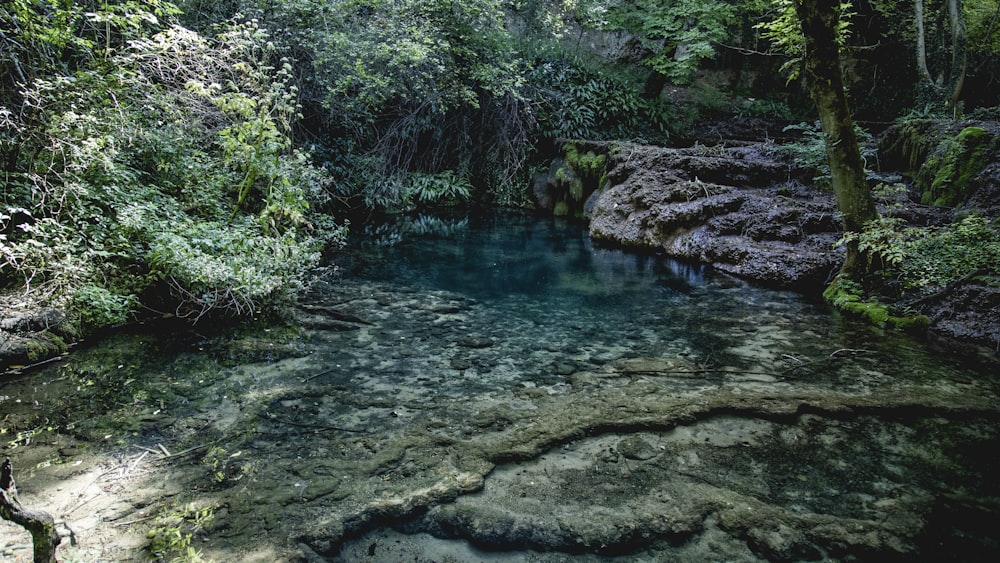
[947,0,968,108]
[915,0,967,109]
[915,0,933,84]
[793,0,877,280]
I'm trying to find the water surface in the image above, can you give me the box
[1,213,997,562]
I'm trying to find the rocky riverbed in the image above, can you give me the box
[2,217,998,561]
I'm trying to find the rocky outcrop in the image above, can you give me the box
[0,302,69,372]
[586,141,841,290]
[565,121,1000,352]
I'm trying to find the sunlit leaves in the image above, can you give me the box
[1,3,343,327]
[606,0,736,84]
[753,0,854,83]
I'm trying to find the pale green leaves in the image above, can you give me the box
[607,0,736,84]
[754,0,855,83]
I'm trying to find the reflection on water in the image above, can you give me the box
[346,213,981,380]
[352,213,707,300]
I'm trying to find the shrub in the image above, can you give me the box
[1,6,345,330]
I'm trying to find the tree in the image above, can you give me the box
[792,0,877,280]
[2,2,341,329]
[915,0,968,110]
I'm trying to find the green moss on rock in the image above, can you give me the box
[24,331,68,362]
[918,126,991,207]
[550,143,609,216]
[823,277,930,333]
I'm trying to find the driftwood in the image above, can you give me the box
[1,457,61,563]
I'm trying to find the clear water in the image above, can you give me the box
[347,213,983,385]
[2,213,997,561]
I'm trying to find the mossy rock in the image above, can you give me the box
[823,278,930,333]
[917,126,993,207]
[553,143,609,216]
[28,331,68,361]
[877,119,941,174]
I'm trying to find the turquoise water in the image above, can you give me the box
[346,213,982,383]
[2,213,997,561]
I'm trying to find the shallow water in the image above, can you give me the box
[2,213,998,561]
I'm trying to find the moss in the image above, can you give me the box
[24,331,68,362]
[918,126,991,207]
[561,143,607,208]
[553,200,569,216]
[823,277,929,333]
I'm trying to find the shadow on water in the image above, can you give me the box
[2,212,999,562]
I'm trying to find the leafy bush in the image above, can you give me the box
[782,121,876,187]
[898,215,1000,289]
[1,4,344,329]
[843,215,1000,291]
[606,0,736,85]
[147,219,322,321]
[187,0,534,211]
[526,53,676,143]
[70,285,138,330]
[404,171,473,207]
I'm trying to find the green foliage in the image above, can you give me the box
[898,215,1000,290]
[146,502,216,562]
[842,214,1000,291]
[782,121,876,187]
[70,285,138,330]
[526,52,676,142]
[1,4,345,330]
[147,219,322,321]
[917,126,992,206]
[199,0,534,211]
[753,0,855,83]
[404,171,473,207]
[606,0,736,85]
[552,143,608,215]
[837,216,908,269]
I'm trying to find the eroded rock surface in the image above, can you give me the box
[587,142,842,290]
[3,219,998,562]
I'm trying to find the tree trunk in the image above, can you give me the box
[914,0,967,110]
[793,0,877,279]
[947,0,968,108]
[915,0,933,84]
